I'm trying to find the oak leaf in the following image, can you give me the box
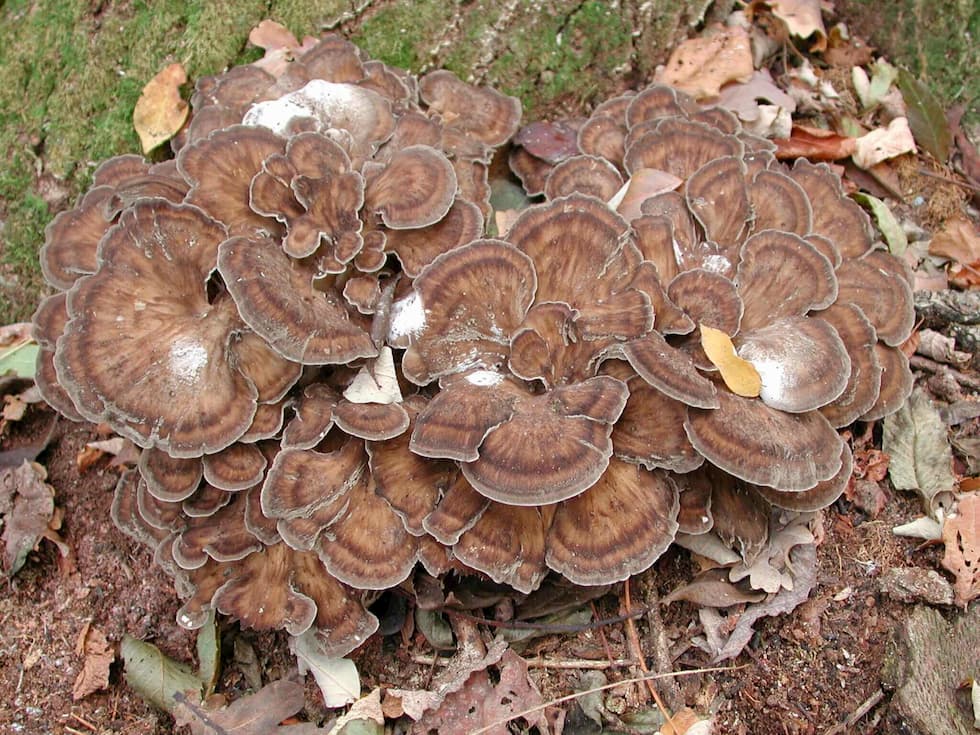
[133,63,189,153]
[941,493,980,606]
[73,623,114,701]
[656,26,754,99]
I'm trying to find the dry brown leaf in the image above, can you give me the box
[611,168,683,220]
[752,0,827,51]
[929,217,980,288]
[662,569,767,607]
[852,117,916,169]
[73,623,114,701]
[775,124,857,160]
[133,63,189,154]
[941,493,980,606]
[248,20,318,77]
[3,395,27,422]
[700,324,761,397]
[0,323,32,348]
[1,461,56,575]
[76,445,106,473]
[174,679,319,735]
[661,708,706,735]
[656,25,754,99]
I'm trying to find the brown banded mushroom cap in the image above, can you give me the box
[753,443,853,511]
[834,250,915,347]
[383,198,485,278]
[362,145,456,229]
[138,448,203,502]
[202,442,269,491]
[623,118,743,180]
[218,237,377,365]
[31,293,83,421]
[56,201,292,457]
[545,155,624,201]
[815,302,883,427]
[787,159,874,259]
[418,70,522,147]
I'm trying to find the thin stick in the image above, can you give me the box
[910,355,980,390]
[822,688,884,734]
[468,666,743,735]
[590,600,617,665]
[624,578,674,726]
[69,713,98,731]
[916,167,980,193]
[409,654,638,670]
[444,604,652,633]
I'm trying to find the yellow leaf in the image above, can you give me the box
[133,63,189,154]
[700,324,761,397]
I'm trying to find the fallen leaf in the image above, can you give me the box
[610,168,683,221]
[852,58,899,111]
[0,340,39,379]
[882,388,956,511]
[661,708,707,735]
[513,120,582,164]
[291,629,360,708]
[326,688,385,735]
[73,623,114,701]
[915,329,971,367]
[133,63,189,154]
[948,104,980,190]
[662,569,768,607]
[656,25,754,99]
[413,650,550,735]
[0,461,56,575]
[929,217,980,263]
[701,324,761,397]
[852,192,907,254]
[941,493,980,606]
[852,117,916,169]
[717,70,796,129]
[759,0,827,50]
[343,346,401,405]
[893,514,944,540]
[174,679,310,735]
[248,20,318,78]
[897,68,952,162]
[774,124,857,160]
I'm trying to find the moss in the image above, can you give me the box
[352,1,455,70]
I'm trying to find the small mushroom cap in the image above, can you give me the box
[177,125,285,237]
[57,202,265,457]
[707,473,770,562]
[136,481,186,532]
[815,303,883,427]
[181,483,234,518]
[202,442,269,491]
[753,443,853,511]
[626,260,694,335]
[861,344,913,422]
[281,384,339,449]
[192,64,276,114]
[31,293,83,421]
[622,330,719,408]
[748,169,812,236]
[219,237,378,365]
[685,391,844,490]
[685,156,751,249]
[668,268,744,336]
[297,33,366,83]
[544,155,623,201]
[509,302,613,387]
[611,372,704,473]
[452,504,550,594]
[508,147,553,197]
[422,473,489,545]
[577,114,628,169]
[111,470,169,548]
[363,145,456,229]
[835,251,915,347]
[639,191,699,269]
[624,118,742,180]
[735,230,837,332]
[172,493,264,569]
[736,316,851,413]
[546,460,679,585]
[788,159,874,259]
[332,400,411,441]
[419,70,522,147]
[367,397,455,535]
[40,187,113,289]
[513,119,583,164]
[239,400,288,443]
[385,198,485,277]
[139,448,203,502]
[316,468,418,589]
[400,239,536,385]
[625,84,693,127]
[673,472,713,535]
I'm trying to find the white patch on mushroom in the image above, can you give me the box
[700,254,731,274]
[244,79,383,137]
[387,291,426,344]
[738,351,787,407]
[169,339,209,384]
[465,369,504,387]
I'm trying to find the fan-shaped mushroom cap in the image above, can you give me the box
[136,481,186,532]
[577,114,628,169]
[835,251,915,347]
[685,156,751,250]
[400,239,536,385]
[240,400,288,442]
[707,473,770,562]
[57,202,284,457]
[736,316,850,413]
[753,443,853,511]
[624,118,742,179]
[625,84,692,127]
[422,474,489,545]
[513,119,583,165]
[192,64,277,115]
[172,493,264,569]
[112,470,170,549]
[181,483,234,518]
[668,269,743,335]
[412,372,628,506]
[316,465,418,589]
[367,397,455,535]
[40,187,113,289]
[332,401,410,441]
[202,442,268,491]
[385,198,484,277]
[735,230,837,332]
[281,384,338,449]
[816,303,882,427]
[218,237,377,365]
[622,330,719,408]
[545,155,623,201]
[418,70,521,147]
[139,448,203,502]
[788,159,874,259]
[178,125,285,237]
[363,145,456,229]
[626,261,694,335]
[179,544,378,657]
[640,192,699,269]
[545,460,679,585]
[31,293,83,421]
[748,169,812,236]
[297,33,366,83]
[611,370,704,473]
[508,147,553,197]
[673,471,713,535]
[452,504,551,594]
[861,344,913,422]
[685,391,844,490]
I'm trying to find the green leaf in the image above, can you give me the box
[853,192,908,255]
[121,634,205,712]
[0,341,38,379]
[195,612,220,696]
[868,59,899,108]
[897,68,951,162]
[883,388,955,512]
[414,608,454,650]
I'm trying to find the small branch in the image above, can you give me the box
[909,355,980,390]
[822,688,885,735]
[409,654,639,670]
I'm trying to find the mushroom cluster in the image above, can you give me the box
[34,34,914,657]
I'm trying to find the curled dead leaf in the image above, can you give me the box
[73,622,114,701]
[941,493,980,606]
[701,325,761,397]
[133,63,189,154]
[775,125,857,160]
[656,25,754,99]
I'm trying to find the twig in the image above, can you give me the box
[590,600,617,665]
[69,712,98,731]
[822,688,885,735]
[624,578,674,727]
[443,604,653,633]
[409,654,639,669]
[468,665,744,735]
[910,355,980,390]
[915,167,980,193]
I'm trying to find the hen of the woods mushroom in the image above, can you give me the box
[33,35,914,658]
